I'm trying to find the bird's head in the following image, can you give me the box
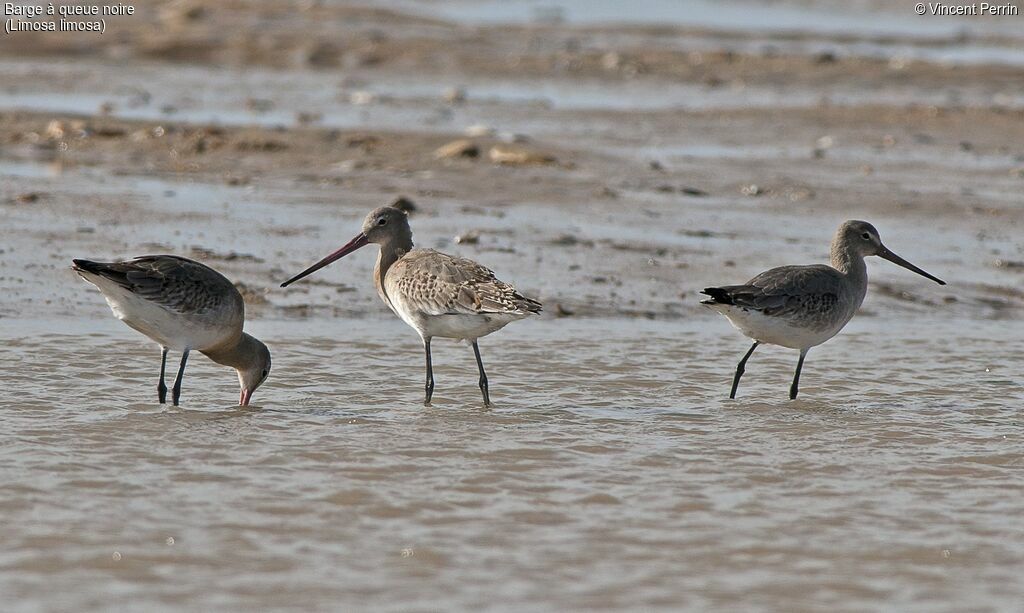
[236,338,271,406]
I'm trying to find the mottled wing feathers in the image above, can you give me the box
[389,249,542,316]
[702,264,841,318]
[73,255,239,315]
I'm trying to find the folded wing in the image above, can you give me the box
[702,264,842,318]
[73,255,237,316]
[388,249,542,317]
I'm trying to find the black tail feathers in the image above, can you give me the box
[700,287,734,305]
[72,259,104,274]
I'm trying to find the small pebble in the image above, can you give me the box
[434,139,479,159]
[442,87,466,104]
[349,91,377,105]
[455,231,480,245]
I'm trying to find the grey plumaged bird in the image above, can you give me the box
[74,256,271,406]
[701,220,945,399]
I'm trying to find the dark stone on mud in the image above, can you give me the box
[391,197,417,214]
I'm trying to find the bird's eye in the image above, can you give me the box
[261,369,268,378]
[861,232,871,240]
[377,218,387,226]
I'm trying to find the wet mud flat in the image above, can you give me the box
[1,0,1024,611]
[1,1,1023,320]
[2,101,1022,322]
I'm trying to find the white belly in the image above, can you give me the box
[92,280,235,351]
[387,292,523,341]
[710,304,849,350]
[419,312,522,341]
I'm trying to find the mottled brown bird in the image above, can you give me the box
[282,206,540,406]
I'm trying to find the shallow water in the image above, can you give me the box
[2,315,1021,611]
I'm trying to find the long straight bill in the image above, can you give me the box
[280,233,369,287]
[878,247,946,285]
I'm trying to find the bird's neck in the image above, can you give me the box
[202,332,259,369]
[374,234,413,309]
[831,238,868,292]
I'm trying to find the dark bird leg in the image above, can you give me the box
[790,349,808,400]
[157,347,169,404]
[730,341,759,399]
[423,337,435,406]
[472,340,490,407]
[171,349,189,406]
